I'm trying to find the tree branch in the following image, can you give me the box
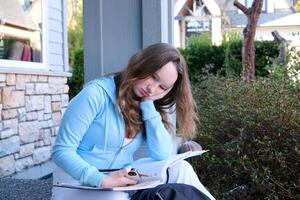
[234,0,248,14]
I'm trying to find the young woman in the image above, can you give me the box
[51,43,215,199]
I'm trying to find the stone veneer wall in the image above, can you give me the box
[0,73,69,177]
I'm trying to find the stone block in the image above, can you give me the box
[0,155,15,176]
[25,75,31,82]
[35,83,48,94]
[48,77,67,84]
[16,75,27,90]
[61,94,69,107]
[2,118,18,132]
[6,74,16,85]
[2,109,18,119]
[63,85,69,93]
[19,121,40,143]
[31,75,38,82]
[48,84,64,94]
[52,112,62,126]
[51,95,61,101]
[0,128,16,139]
[44,113,51,120]
[19,143,35,158]
[37,75,48,82]
[26,111,38,121]
[39,120,49,129]
[2,88,25,109]
[18,107,26,122]
[38,110,44,121]
[15,156,34,172]
[0,136,20,157]
[25,83,34,95]
[39,129,51,145]
[0,74,6,82]
[25,95,44,111]
[44,95,51,114]
[51,102,61,112]
[33,146,51,164]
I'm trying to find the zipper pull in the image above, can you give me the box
[120,147,124,155]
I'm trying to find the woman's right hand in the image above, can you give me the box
[100,166,137,188]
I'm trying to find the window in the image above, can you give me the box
[0,0,47,68]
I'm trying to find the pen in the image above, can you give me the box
[98,169,121,172]
[99,168,149,177]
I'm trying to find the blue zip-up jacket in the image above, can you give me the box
[52,75,173,187]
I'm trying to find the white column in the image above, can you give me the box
[211,17,222,46]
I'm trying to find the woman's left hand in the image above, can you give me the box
[100,166,137,188]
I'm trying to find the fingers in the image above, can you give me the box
[121,176,138,185]
[122,166,133,174]
[101,167,137,187]
[119,166,139,182]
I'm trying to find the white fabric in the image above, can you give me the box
[51,160,215,200]
[123,138,133,146]
[167,160,215,200]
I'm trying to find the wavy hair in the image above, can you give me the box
[116,43,197,139]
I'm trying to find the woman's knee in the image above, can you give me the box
[168,160,196,175]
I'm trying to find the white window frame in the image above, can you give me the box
[0,0,49,69]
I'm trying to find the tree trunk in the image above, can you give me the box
[271,30,288,66]
[234,0,263,82]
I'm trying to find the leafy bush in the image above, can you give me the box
[181,35,279,81]
[223,40,243,76]
[67,48,84,99]
[180,44,224,82]
[187,32,212,46]
[190,76,300,199]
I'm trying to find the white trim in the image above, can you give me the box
[62,0,69,72]
[100,0,104,76]
[0,0,49,70]
[161,0,169,43]
[267,0,274,13]
[0,67,71,77]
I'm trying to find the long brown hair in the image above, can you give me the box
[116,43,197,139]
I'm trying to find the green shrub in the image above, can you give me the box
[182,38,279,81]
[187,32,212,46]
[191,76,300,199]
[68,48,84,99]
[223,40,243,76]
[182,44,224,82]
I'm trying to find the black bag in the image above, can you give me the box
[131,183,211,200]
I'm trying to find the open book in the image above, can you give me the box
[53,150,208,191]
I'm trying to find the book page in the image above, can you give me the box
[132,150,208,183]
[53,150,208,192]
[53,180,162,191]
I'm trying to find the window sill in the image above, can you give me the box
[0,67,72,77]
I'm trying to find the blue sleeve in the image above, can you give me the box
[140,100,173,160]
[52,82,106,187]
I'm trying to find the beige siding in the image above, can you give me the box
[48,0,67,72]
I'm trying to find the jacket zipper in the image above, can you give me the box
[107,137,135,169]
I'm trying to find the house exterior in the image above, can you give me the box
[0,0,176,179]
[0,0,70,178]
[174,0,300,48]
